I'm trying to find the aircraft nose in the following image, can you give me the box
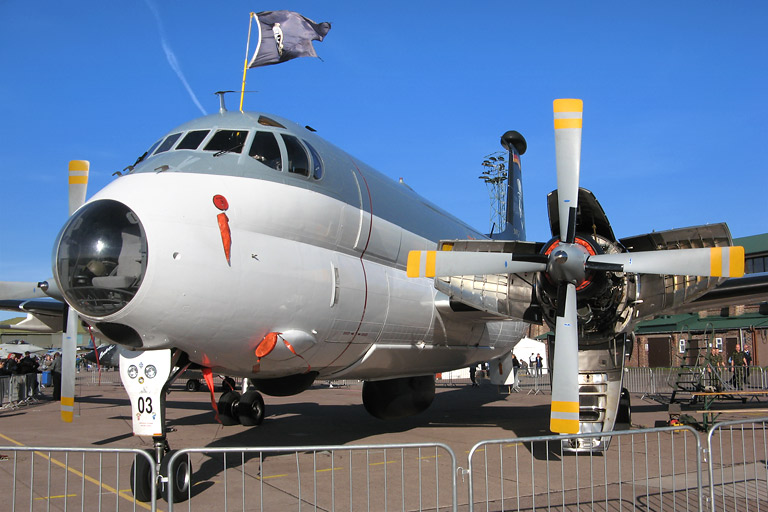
[54,199,148,318]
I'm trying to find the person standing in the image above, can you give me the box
[18,351,40,397]
[730,344,748,390]
[468,365,478,387]
[511,354,521,391]
[535,353,544,378]
[51,352,62,400]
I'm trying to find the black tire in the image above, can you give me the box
[217,390,240,426]
[616,388,631,425]
[185,379,201,392]
[130,450,155,503]
[237,390,265,426]
[160,450,191,503]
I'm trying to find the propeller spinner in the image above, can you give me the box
[407,99,745,435]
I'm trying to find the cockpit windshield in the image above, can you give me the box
[136,120,323,181]
[204,130,248,155]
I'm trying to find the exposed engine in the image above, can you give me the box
[536,232,632,344]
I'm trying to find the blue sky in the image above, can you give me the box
[1,1,766,294]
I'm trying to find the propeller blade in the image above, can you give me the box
[553,99,583,243]
[550,283,580,434]
[587,246,745,278]
[407,250,547,278]
[61,160,88,422]
[61,306,77,422]
[68,160,89,216]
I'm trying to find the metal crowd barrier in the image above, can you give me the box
[4,419,768,511]
[707,418,768,511]
[0,446,156,512]
[0,374,44,409]
[623,366,768,396]
[467,425,703,511]
[166,442,458,511]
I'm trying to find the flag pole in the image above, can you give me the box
[239,12,257,112]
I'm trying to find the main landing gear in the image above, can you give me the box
[217,379,266,426]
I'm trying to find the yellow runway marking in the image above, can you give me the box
[34,494,78,500]
[0,431,156,511]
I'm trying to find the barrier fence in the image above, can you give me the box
[9,365,762,403]
[2,419,768,511]
[166,443,457,511]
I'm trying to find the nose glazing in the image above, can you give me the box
[54,200,148,317]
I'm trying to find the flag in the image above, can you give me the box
[248,10,331,68]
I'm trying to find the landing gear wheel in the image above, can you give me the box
[237,390,265,426]
[616,388,631,425]
[160,450,191,503]
[186,379,201,392]
[130,450,154,503]
[217,390,241,426]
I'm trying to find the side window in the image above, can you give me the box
[203,130,248,154]
[304,140,324,180]
[249,132,282,170]
[176,130,210,150]
[154,133,182,154]
[145,139,162,158]
[282,134,309,177]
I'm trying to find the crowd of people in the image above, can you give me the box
[0,351,62,405]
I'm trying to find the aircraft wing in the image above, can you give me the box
[0,299,66,333]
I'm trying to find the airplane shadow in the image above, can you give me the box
[182,382,556,486]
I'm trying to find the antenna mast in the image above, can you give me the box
[478,152,508,235]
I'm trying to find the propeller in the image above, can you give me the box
[406,250,546,278]
[61,160,89,422]
[406,99,745,435]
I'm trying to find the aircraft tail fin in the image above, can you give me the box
[495,131,527,241]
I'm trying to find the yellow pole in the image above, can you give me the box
[239,12,256,112]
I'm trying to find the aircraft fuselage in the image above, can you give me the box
[53,111,526,382]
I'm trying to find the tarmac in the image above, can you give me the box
[0,375,673,454]
[0,375,763,511]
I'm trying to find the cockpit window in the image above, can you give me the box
[282,134,309,177]
[304,140,324,180]
[204,130,248,154]
[176,130,210,150]
[258,116,286,129]
[154,133,182,154]
[249,132,282,170]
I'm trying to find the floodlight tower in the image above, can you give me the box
[478,151,508,236]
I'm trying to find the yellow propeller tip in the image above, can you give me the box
[553,99,583,113]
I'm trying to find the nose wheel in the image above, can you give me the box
[129,439,191,503]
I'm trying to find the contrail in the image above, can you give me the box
[144,0,207,115]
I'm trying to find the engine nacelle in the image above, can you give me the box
[362,375,435,420]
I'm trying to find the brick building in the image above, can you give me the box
[630,233,768,368]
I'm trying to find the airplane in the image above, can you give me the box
[0,96,756,502]
[0,339,47,359]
